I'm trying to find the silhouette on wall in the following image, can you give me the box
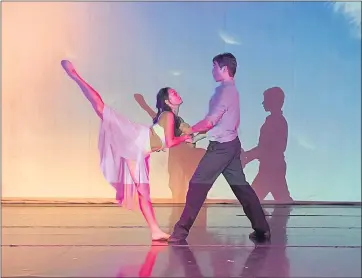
[134,93,206,203]
[242,87,293,202]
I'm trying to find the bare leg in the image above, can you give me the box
[61,60,104,118]
[126,160,170,241]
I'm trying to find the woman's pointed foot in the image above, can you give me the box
[61,60,78,79]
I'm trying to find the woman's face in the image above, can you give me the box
[167,88,183,106]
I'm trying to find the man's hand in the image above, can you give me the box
[179,123,193,135]
[183,127,193,135]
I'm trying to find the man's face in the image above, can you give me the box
[212,61,224,82]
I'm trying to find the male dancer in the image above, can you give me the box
[168,53,270,243]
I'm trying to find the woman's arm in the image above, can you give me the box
[159,112,190,148]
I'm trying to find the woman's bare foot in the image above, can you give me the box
[61,60,78,80]
[151,231,170,242]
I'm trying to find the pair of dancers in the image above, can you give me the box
[61,52,270,243]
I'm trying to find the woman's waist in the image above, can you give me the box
[149,128,165,152]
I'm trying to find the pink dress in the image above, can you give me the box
[98,105,152,210]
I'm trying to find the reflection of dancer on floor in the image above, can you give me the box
[241,206,291,277]
[116,242,168,277]
[61,60,191,241]
[168,243,203,277]
[242,87,293,202]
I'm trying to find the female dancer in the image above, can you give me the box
[133,93,206,146]
[133,93,207,203]
[60,60,190,241]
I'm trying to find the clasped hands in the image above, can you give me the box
[180,123,193,135]
[179,123,195,143]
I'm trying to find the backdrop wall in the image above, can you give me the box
[2,2,361,202]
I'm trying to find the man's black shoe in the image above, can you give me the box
[249,230,271,241]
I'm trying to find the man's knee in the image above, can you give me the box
[190,169,205,184]
[188,172,213,195]
[227,176,250,189]
[231,182,258,199]
[190,166,218,185]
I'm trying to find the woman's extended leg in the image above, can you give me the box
[126,160,170,241]
[61,60,104,118]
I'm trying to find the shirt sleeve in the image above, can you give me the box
[205,88,228,126]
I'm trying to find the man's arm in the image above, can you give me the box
[190,89,228,134]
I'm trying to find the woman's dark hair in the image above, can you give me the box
[153,87,182,136]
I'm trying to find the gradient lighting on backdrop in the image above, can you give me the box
[2,2,361,202]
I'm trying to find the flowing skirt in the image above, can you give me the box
[98,105,152,210]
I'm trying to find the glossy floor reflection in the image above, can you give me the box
[2,204,361,277]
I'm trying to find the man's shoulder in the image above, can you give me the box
[215,83,238,96]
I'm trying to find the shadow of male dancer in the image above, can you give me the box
[242,87,293,202]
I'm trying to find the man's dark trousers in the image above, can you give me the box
[171,137,270,240]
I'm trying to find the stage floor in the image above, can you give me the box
[2,204,361,277]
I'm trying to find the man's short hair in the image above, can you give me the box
[213,53,237,77]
